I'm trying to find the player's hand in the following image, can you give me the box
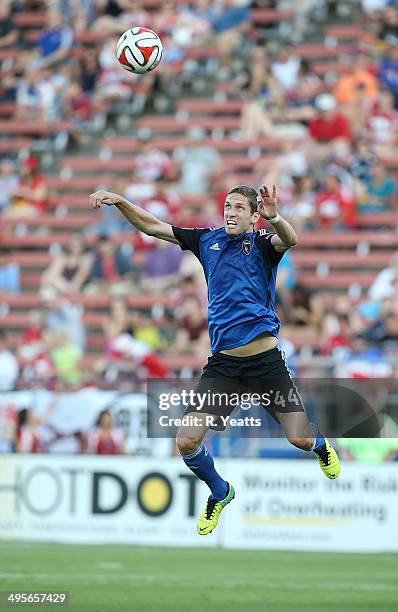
[257,184,278,220]
[90,190,121,209]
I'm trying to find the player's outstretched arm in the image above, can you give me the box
[90,190,179,244]
[257,184,298,252]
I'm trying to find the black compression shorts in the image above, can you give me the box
[184,346,305,428]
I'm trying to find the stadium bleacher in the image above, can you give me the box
[0,0,397,385]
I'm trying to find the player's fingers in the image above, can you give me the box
[272,184,277,199]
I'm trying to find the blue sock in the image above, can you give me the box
[311,423,326,453]
[182,445,228,501]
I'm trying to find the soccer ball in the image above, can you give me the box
[116,27,163,74]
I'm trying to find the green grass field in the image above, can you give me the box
[1,543,397,612]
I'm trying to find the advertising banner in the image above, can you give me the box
[220,459,398,552]
[1,456,398,552]
[0,455,215,548]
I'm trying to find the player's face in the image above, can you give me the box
[224,193,258,235]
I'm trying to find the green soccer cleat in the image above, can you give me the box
[197,483,235,536]
[315,438,340,479]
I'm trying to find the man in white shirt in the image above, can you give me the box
[0,330,19,391]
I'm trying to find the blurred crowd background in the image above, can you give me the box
[0,0,398,458]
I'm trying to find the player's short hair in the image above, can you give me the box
[228,185,259,214]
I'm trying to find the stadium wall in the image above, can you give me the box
[1,455,397,553]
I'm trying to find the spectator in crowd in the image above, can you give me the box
[239,95,274,140]
[123,170,156,204]
[276,249,296,322]
[366,90,398,150]
[271,47,301,92]
[33,9,74,68]
[361,0,390,15]
[118,0,152,31]
[41,233,93,294]
[86,234,138,295]
[315,173,356,229]
[141,239,183,292]
[337,436,398,463]
[369,252,398,300]
[0,251,20,294]
[0,401,17,453]
[333,54,378,106]
[172,295,209,356]
[15,67,57,121]
[143,175,180,221]
[379,43,398,107]
[287,284,324,329]
[18,310,53,385]
[0,330,19,390]
[348,138,377,182]
[283,174,317,230]
[41,288,86,350]
[377,6,398,46]
[135,138,172,183]
[308,93,352,143]
[102,295,164,351]
[79,48,100,94]
[0,2,18,49]
[49,330,83,388]
[0,159,18,215]
[62,81,93,146]
[4,156,49,218]
[102,294,134,341]
[132,311,165,351]
[94,38,132,105]
[174,127,222,194]
[15,399,57,453]
[356,161,396,212]
[84,409,127,455]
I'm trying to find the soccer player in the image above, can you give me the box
[90,184,340,535]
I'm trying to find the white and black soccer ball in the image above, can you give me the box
[116,27,163,74]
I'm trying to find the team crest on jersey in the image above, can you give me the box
[242,240,251,255]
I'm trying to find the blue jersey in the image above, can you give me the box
[172,226,285,353]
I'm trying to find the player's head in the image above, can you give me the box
[224,185,259,236]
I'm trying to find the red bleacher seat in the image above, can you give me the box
[356,212,398,227]
[294,44,356,59]
[61,157,136,172]
[101,135,283,154]
[0,120,71,135]
[0,138,33,152]
[0,102,16,117]
[13,13,47,27]
[299,231,398,248]
[251,9,294,24]
[297,272,376,289]
[7,214,98,231]
[293,251,392,269]
[0,293,171,311]
[47,175,115,190]
[325,25,364,40]
[0,49,18,61]
[177,99,244,115]
[137,116,240,132]
[310,62,352,76]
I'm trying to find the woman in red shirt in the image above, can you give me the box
[84,409,127,455]
[5,156,49,218]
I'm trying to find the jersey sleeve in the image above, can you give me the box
[172,227,212,260]
[254,229,286,267]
